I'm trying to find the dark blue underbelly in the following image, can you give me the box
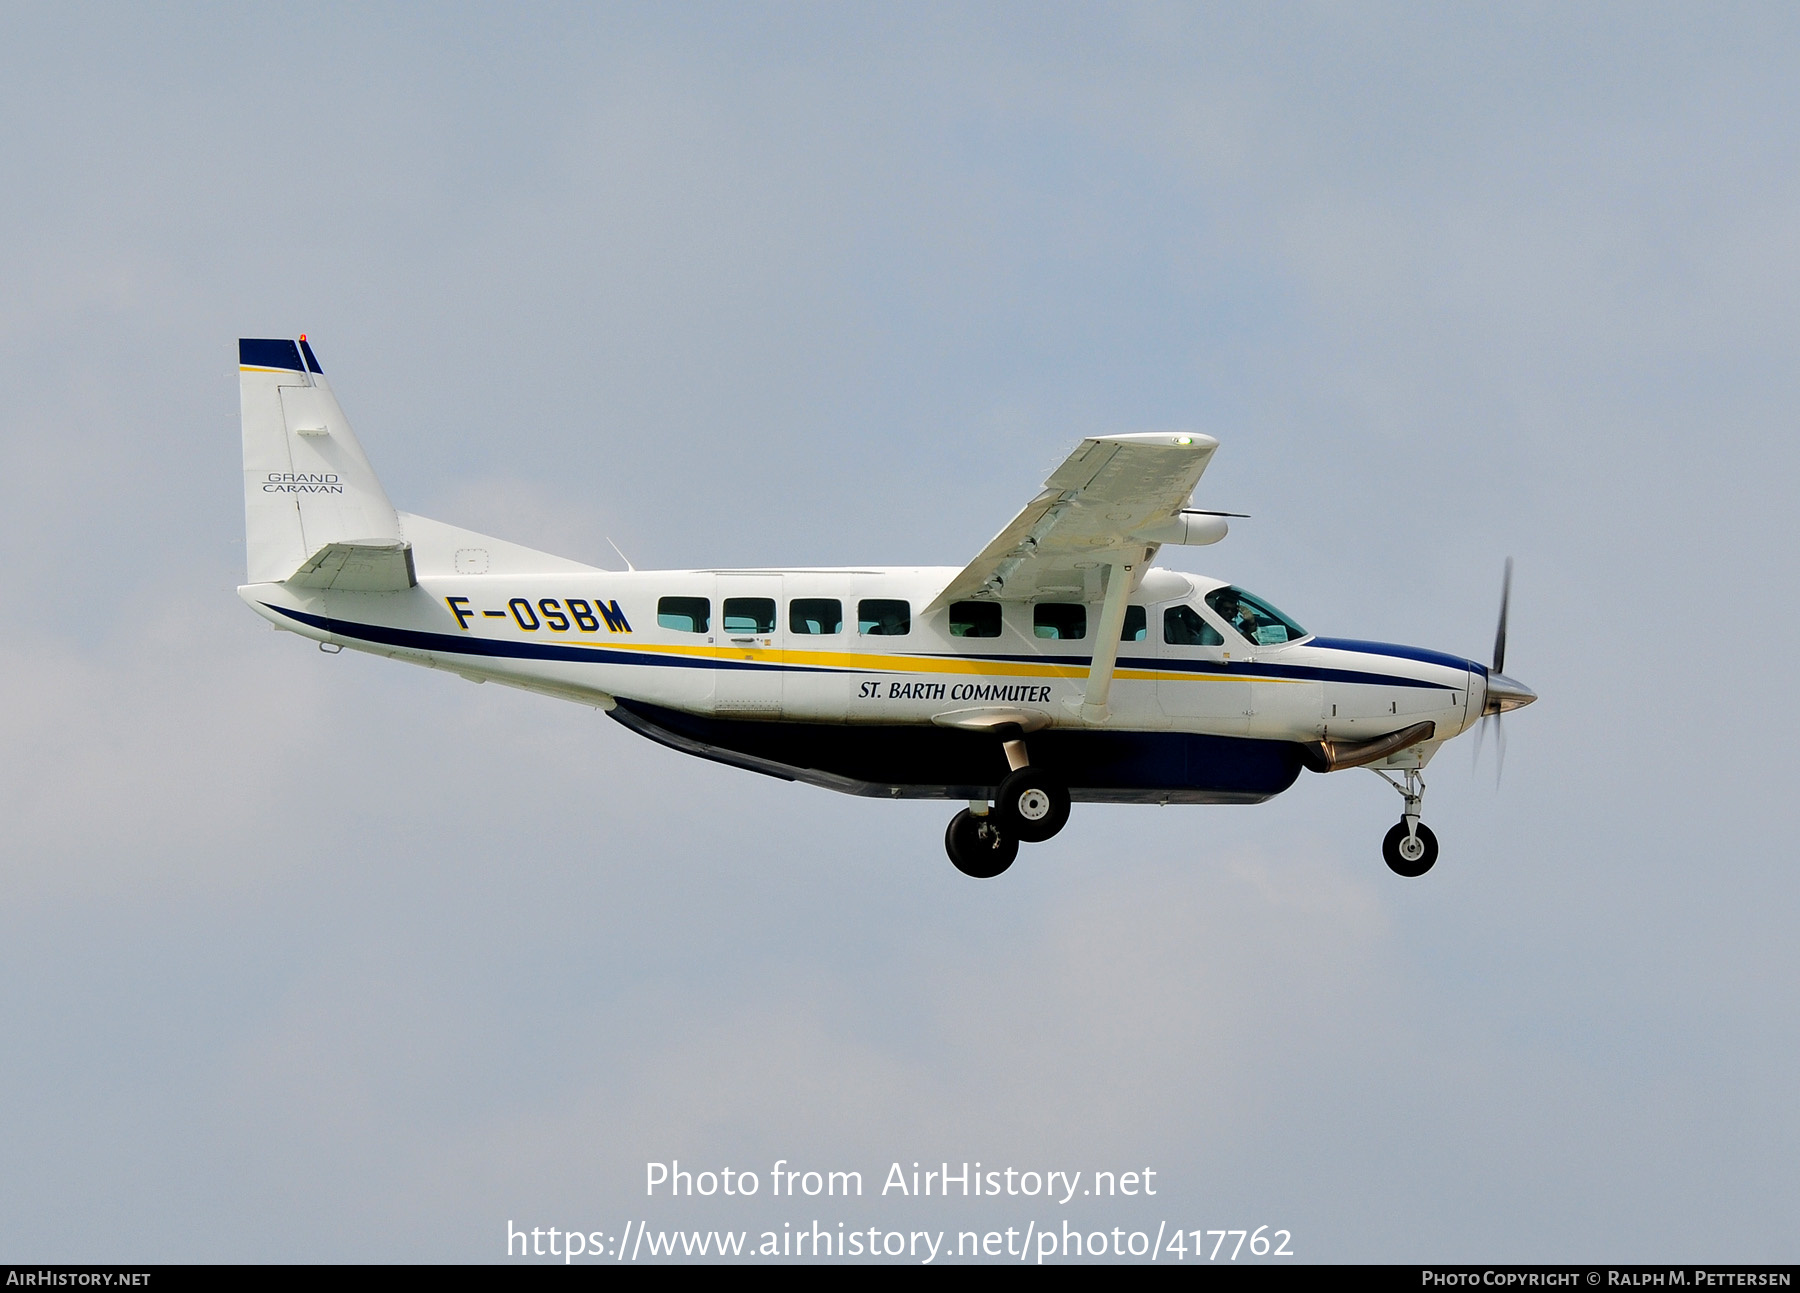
[611,701,1305,804]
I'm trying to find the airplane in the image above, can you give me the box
[237,336,1536,879]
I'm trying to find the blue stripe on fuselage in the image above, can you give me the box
[264,604,823,672]
[267,604,1470,689]
[1305,637,1485,677]
[980,650,1455,689]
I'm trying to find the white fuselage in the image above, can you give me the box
[241,562,1485,762]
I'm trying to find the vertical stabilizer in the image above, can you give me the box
[240,337,404,584]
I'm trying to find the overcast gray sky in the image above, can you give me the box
[1,2,1795,1263]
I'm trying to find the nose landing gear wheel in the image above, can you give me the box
[994,768,1071,843]
[946,810,1018,878]
[1382,821,1439,877]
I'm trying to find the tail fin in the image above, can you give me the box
[239,337,413,590]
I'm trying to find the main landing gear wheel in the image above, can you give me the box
[994,767,1071,843]
[945,810,1018,878]
[1382,821,1439,877]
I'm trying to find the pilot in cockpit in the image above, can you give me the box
[1212,589,1258,642]
[1205,586,1306,646]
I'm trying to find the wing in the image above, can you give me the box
[925,432,1223,612]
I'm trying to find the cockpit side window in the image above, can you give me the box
[1163,605,1223,646]
[1204,585,1306,645]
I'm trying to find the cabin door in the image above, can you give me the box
[714,575,784,719]
[1154,599,1251,734]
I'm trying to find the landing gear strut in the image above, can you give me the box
[1374,767,1439,877]
[943,724,1070,876]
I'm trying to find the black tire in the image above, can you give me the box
[994,767,1071,843]
[945,810,1018,878]
[1382,821,1439,877]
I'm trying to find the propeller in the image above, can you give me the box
[1492,555,1512,678]
[1473,557,1526,785]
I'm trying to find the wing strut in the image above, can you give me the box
[1078,559,1137,722]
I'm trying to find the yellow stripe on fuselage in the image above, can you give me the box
[596,640,1083,677]
[488,636,1306,684]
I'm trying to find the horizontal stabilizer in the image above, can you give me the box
[287,540,417,592]
[396,512,603,577]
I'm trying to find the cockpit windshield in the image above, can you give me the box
[1204,585,1307,646]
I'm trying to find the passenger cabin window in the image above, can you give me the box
[1164,605,1223,646]
[722,597,776,635]
[1034,603,1086,640]
[657,596,710,633]
[1121,606,1147,642]
[858,599,911,636]
[790,598,842,635]
[948,601,1001,638]
[1205,586,1306,646]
